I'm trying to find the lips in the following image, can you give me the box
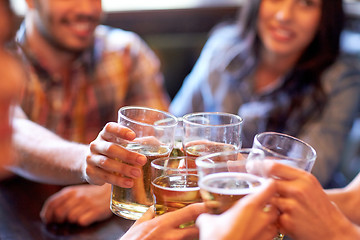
[269,25,295,42]
[68,21,96,38]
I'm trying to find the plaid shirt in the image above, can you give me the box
[16,25,169,144]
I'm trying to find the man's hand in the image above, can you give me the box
[83,122,147,188]
[41,184,113,226]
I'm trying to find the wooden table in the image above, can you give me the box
[0,177,134,240]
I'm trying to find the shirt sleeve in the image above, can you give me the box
[299,57,360,187]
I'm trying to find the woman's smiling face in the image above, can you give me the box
[257,0,322,60]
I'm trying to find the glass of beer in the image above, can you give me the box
[151,156,201,216]
[182,112,243,157]
[252,132,317,240]
[196,148,267,215]
[252,132,317,173]
[111,106,178,220]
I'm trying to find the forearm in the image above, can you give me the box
[326,173,360,225]
[10,117,87,185]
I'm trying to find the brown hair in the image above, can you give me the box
[238,0,344,134]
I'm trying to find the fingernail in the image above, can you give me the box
[136,155,147,165]
[124,178,134,188]
[131,168,141,178]
[125,131,136,140]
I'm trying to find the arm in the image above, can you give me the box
[10,107,86,185]
[326,172,360,226]
[265,162,360,240]
[10,107,147,187]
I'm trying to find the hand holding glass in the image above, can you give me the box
[111,106,178,220]
[252,132,317,240]
[196,148,267,214]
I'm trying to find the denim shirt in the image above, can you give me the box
[170,25,360,186]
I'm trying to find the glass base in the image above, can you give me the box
[111,201,149,220]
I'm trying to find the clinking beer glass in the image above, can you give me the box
[252,132,317,240]
[111,106,178,220]
[182,112,243,157]
[195,148,267,215]
[151,156,201,216]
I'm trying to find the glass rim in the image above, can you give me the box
[195,148,265,168]
[181,112,243,127]
[151,156,198,171]
[118,106,178,128]
[254,132,317,162]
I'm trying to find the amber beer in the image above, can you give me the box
[185,141,238,157]
[198,172,265,214]
[152,174,200,215]
[111,144,171,220]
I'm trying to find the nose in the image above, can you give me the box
[275,1,294,22]
[77,0,102,14]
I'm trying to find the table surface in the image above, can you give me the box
[0,177,134,240]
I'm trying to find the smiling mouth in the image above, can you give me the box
[270,26,294,41]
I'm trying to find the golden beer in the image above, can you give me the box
[199,172,264,214]
[185,141,238,158]
[111,144,171,220]
[152,174,201,215]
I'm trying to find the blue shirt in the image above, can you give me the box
[170,25,360,186]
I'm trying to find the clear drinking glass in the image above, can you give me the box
[111,106,178,220]
[151,156,201,216]
[196,148,267,215]
[252,131,317,240]
[182,112,243,157]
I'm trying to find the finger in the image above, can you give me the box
[102,122,136,142]
[195,213,214,228]
[234,179,276,210]
[132,206,156,227]
[89,141,147,166]
[166,203,206,226]
[85,166,134,187]
[262,160,306,180]
[86,154,142,179]
[176,226,200,239]
[271,196,297,214]
[40,190,74,224]
[76,209,111,227]
[67,204,92,225]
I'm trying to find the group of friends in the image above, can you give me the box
[1,0,360,239]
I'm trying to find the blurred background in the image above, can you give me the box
[9,0,360,184]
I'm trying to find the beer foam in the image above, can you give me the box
[199,172,265,195]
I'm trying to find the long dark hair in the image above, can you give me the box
[238,0,344,134]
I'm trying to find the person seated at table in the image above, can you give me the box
[170,0,360,188]
[4,0,170,227]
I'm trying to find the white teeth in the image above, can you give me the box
[72,23,91,31]
[275,28,291,38]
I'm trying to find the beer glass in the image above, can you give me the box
[252,132,317,173]
[196,148,267,215]
[151,156,201,216]
[252,132,317,240]
[182,112,243,157]
[111,106,178,220]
